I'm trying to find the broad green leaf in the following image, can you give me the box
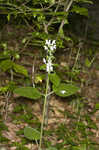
[13,63,28,77]
[24,127,40,140]
[0,59,13,71]
[0,60,28,77]
[49,73,61,87]
[14,87,42,99]
[75,0,93,4]
[53,83,80,97]
[71,6,88,17]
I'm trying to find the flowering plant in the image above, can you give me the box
[39,39,56,149]
[14,39,80,150]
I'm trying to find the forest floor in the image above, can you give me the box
[0,24,99,150]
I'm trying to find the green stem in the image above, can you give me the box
[72,47,80,70]
[39,74,50,150]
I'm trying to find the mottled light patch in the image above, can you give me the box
[60,90,66,94]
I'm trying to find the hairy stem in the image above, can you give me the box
[39,74,50,149]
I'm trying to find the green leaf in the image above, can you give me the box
[95,103,99,110]
[0,86,9,93]
[85,115,97,129]
[49,0,55,5]
[24,127,40,141]
[72,144,86,150]
[71,5,88,17]
[59,28,64,38]
[16,146,29,150]
[0,122,8,131]
[13,87,42,99]
[49,73,61,87]
[0,59,13,71]
[40,64,46,70]
[64,36,72,42]
[53,83,80,97]
[85,58,91,68]
[79,144,86,150]
[0,52,10,60]
[0,60,28,77]
[72,146,79,150]
[46,147,57,150]
[35,74,45,83]
[13,63,28,77]
[75,0,93,4]
[7,14,10,21]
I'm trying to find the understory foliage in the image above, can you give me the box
[0,0,93,45]
[0,0,99,150]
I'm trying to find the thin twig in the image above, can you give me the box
[58,0,74,35]
[32,56,36,87]
[72,47,80,70]
[4,91,11,120]
[43,2,60,33]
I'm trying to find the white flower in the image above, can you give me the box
[45,40,51,46]
[43,57,53,73]
[44,40,56,51]
[60,90,66,94]
[43,39,56,73]
[50,45,56,51]
[46,58,53,73]
[44,45,48,50]
[46,63,53,72]
[43,58,46,64]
